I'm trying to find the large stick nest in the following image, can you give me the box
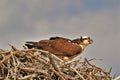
[0,45,114,80]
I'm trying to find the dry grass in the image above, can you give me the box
[0,45,118,80]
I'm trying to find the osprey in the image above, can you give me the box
[25,36,93,60]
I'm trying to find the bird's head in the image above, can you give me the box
[72,36,93,46]
[80,36,93,46]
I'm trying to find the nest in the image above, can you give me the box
[0,45,115,80]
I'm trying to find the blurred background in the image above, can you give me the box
[0,0,120,76]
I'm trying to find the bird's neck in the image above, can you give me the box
[80,44,88,52]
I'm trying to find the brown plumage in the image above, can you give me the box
[25,36,93,60]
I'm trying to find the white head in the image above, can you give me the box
[80,36,93,46]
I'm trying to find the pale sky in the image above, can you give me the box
[0,0,120,76]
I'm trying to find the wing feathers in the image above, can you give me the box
[25,41,37,49]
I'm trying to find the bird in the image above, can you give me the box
[25,36,93,60]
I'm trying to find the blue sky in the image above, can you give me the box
[0,0,120,76]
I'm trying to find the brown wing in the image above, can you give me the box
[25,37,82,57]
[25,37,71,49]
[49,39,82,56]
[25,40,51,49]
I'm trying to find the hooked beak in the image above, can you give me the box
[89,39,93,44]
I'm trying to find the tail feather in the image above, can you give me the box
[26,41,37,44]
[25,41,37,49]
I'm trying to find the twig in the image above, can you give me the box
[48,52,67,80]
[8,44,18,51]
[0,49,37,64]
[18,74,37,80]
[51,68,66,80]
